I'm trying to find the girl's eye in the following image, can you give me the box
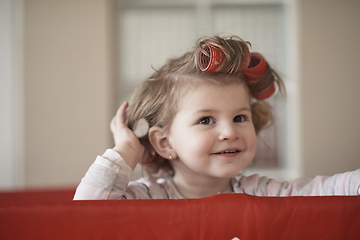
[199,117,215,125]
[234,115,246,123]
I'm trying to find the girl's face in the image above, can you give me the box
[168,81,256,180]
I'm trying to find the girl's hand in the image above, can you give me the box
[110,102,149,170]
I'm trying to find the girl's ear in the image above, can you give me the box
[149,126,175,160]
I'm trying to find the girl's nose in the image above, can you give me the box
[218,123,239,141]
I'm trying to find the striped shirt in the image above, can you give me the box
[74,149,360,200]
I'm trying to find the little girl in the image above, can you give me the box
[74,35,360,200]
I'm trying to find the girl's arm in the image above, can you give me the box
[236,170,360,196]
[73,149,170,200]
[74,102,160,200]
[73,149,132,200]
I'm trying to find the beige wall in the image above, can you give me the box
[24,0,116,187]
[299,0,360,177]
[22,0,360,187]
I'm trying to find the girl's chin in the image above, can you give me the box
[215,170,243,179]
[220,164,251,177]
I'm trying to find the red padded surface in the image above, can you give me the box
[0,193,359,240]
[0,188,76,202]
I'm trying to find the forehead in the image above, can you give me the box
[178,82,250,113]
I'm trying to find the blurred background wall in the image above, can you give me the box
[22,0,117,187]
[1,0,117,189]
[300,0,360,177]
[0,0,359,189]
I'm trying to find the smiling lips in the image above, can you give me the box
[212,149,241,155]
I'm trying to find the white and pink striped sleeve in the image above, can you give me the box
[235,169,360,196]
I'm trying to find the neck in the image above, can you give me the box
[172,172,233,199]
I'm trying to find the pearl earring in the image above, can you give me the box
[169,155,172,161]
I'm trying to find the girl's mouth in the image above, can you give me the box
[213,149,241,155]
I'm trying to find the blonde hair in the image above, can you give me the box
[125,35,284,177]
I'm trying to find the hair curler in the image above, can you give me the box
[198,44,251,73]
[251,82,276,100]
[198,44,225,72]
[243,52,276,100]
[242,52,267,81]
[198,44,276,100]
[132,118,149,138]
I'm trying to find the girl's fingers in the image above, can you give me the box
[117,101,128,127]
[111,102,128,133]
[110,116,116,133]
[112,101,128,130]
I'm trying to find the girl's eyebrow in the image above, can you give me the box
[193,107,251,114]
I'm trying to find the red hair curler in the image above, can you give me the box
[198,44,276,100]
[251,83,276,100]
[240,46,251,72]
[242,52,267,81]
[243,52,276,100]
[198,44,251,73]
[140,153,160,166]
[198,44,225,72]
